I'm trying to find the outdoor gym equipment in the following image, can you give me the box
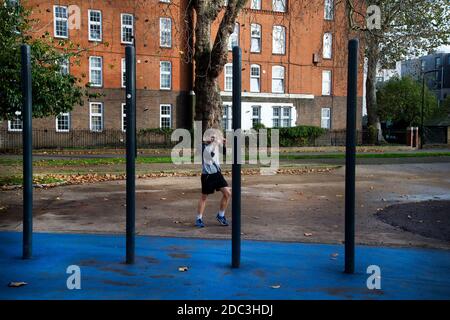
[19,39,358,273]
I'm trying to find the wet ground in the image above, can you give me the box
[1,162,449,249]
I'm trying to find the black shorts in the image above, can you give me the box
[201,172,228,195]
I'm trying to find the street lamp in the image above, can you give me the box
[420,67,442,149]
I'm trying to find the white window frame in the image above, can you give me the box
[250,64,261,93]
[250,23,262,53]
[121,58,126,88]
[160,104,172,129]
[324,0,334,20]
[224,63,233,92]
[252,106,261,127]
[59,57,70,75]
[222,105,232,131]
[121,103,127,132]
[89,102,104,132]
[160,0,171,2]
[251,0,262,10]
[160,17,172,48]
[228,22,239,51]
[322,70,332,96]
[321,108,331,129]
[273,0,287,12]
[7,111,22,132]
[53,5,68,39]
[55,112,70,132]
[121,13,134,44]
[272,25,286,54]
[160,61,172,90]
[272,106,291,128]
[88,9,102,42]
[89,56,103,87]
[272,65,285,93]
[323,32,332,59]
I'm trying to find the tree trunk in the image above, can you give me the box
[191,0,247,132]
[365,41,384,144]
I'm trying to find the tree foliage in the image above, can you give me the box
[0,1,84,120]
[377,76,438,126]
[346,0,450,141]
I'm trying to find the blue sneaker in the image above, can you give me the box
[195,218,205,228]
[216,214,229,226]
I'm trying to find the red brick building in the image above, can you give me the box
[3,0,364,133]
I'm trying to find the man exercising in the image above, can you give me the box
[195,132,231,228]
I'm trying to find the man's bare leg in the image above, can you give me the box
[197,194,208,218]
[219,187,231,212]
[216,187,231,226]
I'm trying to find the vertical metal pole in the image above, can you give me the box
[125,45,136,264]
[21,45,33,260]
[232,46,242,268]
[420,75,425,149]
[345,39,358,274]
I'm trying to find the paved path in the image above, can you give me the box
[0,232,449,300]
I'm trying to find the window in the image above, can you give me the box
[121,103,127,132]
[160,61,172,90]
[121,58,126,88]
[88,10,102,41]
[160,0,171,2]
[272,25,286,54]
[222,105,232,131]
[250,64,261,93]
[272,65,285,93]
[89,56,103,87]
[251,24,261,53]
[251,0,261,9]
[324,0,334,20]
[8,111,22,132]
[59,57,69,75]
[421,60,426,72]
[273,0,287,12]
[252,106,261,127]
[273,107,291,127]
[228,23,239,51]
[53,6,68,38]
[160,104,172,129]
[160,17,172,47]
[435,57,441,68]
[90,102,103,132]
[56,113,70,132]
[323,32,332,59]
[224,63,233,91]
[321,108,331,129]
[322,70,332,95]
[121,14,134,44]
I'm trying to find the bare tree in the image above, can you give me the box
[346,0,450,143]
[189,0,248,130]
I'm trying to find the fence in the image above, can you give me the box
[0,128,379,152]
[0,129,173,151]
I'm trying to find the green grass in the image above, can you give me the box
[0,152,449,167]
[278,152,450,160]
[0,175,65,186]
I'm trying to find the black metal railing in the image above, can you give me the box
[0,128,381,152]
[0,129,174,151]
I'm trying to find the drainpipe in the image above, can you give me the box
[188,3,195,130]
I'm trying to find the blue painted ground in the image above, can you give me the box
[0,232,449,300]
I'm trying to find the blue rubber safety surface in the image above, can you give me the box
[0,231,449,300]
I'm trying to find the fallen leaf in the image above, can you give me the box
[160,197,167,200]
[304,233,313,237]
[178,266,188,272]
[8,282,27,288]
[270,285,281,289]
[407,215,412,219]
[330,253,339,260]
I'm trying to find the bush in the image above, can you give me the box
[252,125,326,147]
